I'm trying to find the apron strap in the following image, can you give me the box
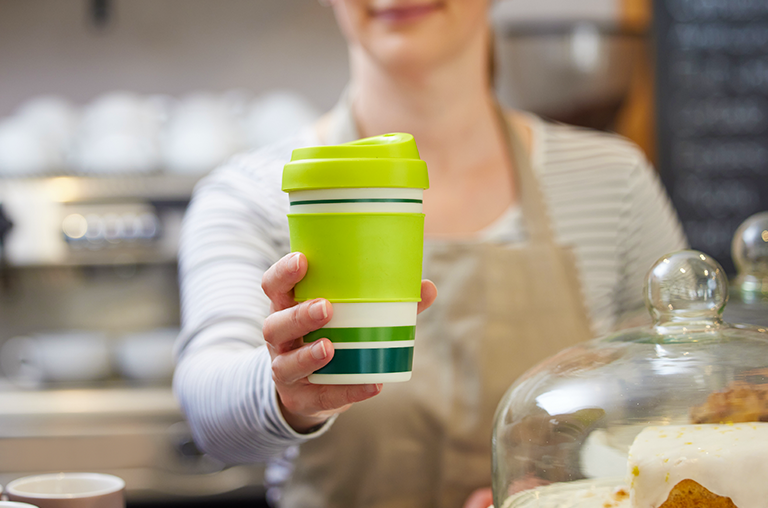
[493,104,558,246]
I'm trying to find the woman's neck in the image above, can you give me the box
[348,29,506,175]
[337,27,523,237]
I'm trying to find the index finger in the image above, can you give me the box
[262,252,308,312]
[417,279,437,314]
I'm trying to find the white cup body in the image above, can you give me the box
[6,473,124,508]
[307,301,418,384]
[288,187,424,385]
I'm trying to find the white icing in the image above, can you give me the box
[627,422,768,508]
[581,428,633,479]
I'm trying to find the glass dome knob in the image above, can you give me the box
[732,211,768,278]
[645,250,728,325]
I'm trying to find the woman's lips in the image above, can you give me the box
[369,3,443,23]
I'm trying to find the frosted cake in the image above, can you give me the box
[627,423,768,508]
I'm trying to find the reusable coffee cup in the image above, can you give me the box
[5,473,125,508]
[282,133,429,384]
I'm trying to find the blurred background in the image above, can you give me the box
[0,0,765,506]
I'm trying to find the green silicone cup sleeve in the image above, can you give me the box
[288,213,424,302]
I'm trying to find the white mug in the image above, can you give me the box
[5,473,124,508]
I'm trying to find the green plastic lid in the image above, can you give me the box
[282,133,429,192]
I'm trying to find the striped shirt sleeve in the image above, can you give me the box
[172,134,336,464]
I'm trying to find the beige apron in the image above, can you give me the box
[281,102,592,508]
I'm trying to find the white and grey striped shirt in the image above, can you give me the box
[173,115,687,465]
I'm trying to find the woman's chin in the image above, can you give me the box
[366,33,457,74]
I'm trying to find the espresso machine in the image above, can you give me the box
[0,175,266,504]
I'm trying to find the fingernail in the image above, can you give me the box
[366,383,381,393]
[309,300,328,320]
[291,253,301,273]
[311,340,327,360]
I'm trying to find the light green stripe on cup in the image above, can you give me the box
[305,326,415,344]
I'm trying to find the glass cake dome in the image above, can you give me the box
[492,250,768,508]
[724,212,768,327]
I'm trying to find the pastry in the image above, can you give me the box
[690,381,768,424]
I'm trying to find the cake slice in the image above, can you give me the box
[658,479,736,508]
[627,423,768,508]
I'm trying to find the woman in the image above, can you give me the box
[173,1,686,507]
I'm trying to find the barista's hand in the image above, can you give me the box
[463,487,493,508]
[262,252,437,433]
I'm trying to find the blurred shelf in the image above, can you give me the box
[0,385,179,420]
[0,174,203,203]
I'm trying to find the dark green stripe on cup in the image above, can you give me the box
[314,347,414,375]
[291,198,422,205]
[304,326,415,344]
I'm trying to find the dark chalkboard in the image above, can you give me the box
[654,0,768,274]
